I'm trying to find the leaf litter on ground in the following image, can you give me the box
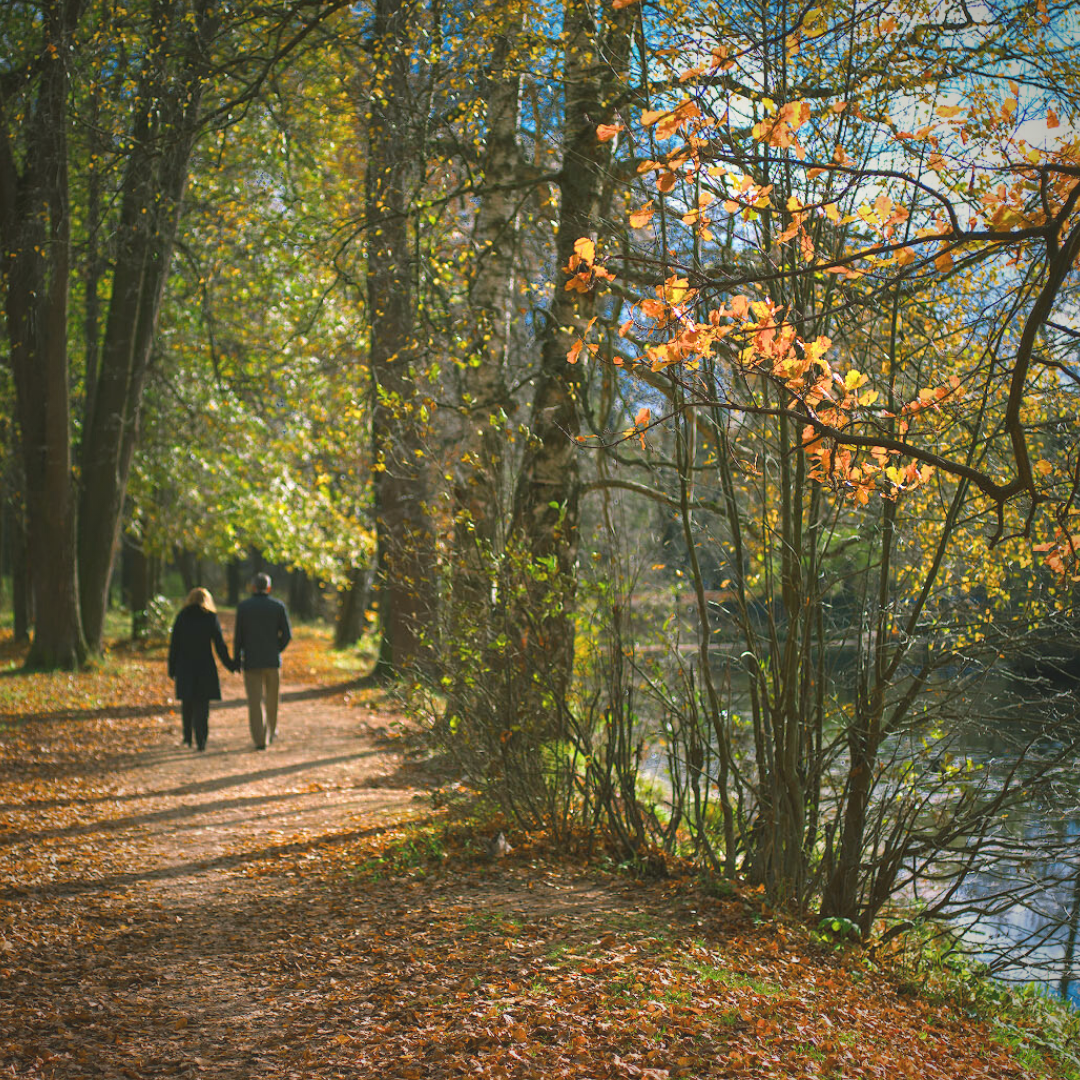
[0,625,1072,1079]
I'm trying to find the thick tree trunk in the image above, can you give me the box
[77,65,205,652]
[289,571,317,621]
[441,17,523,723]
[175,549,198,594]
[335,566,372,648]
[366,0,435,677]
[450,21,521,584]
[0,2,86,668]
[508,0,633,712]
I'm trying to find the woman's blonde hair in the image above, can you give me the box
[185,587,217,613]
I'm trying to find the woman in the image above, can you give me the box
[167,588,236,751]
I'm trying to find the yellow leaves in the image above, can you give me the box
[803,336,831,370]
[563,238,614,294]
[895,246,916,267]
[566,338,597,365]
[656,170,678,193]
[1035,459,1055,477]
[936,105,962,119]
[640,99,702,140]
[661,276,691,304]
[751,100,811,156]
[728,295,751,321]
[857,204,880,227]
[934,250,954,272]
[990,204,1021,230]
[629,202,654,229]
[595,123,624,142]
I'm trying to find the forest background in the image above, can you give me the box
[2,0,1080,990]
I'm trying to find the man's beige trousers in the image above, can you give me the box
[243,668,281,748]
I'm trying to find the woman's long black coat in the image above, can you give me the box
[168,606,233,702]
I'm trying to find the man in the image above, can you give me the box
[234,572,292,749]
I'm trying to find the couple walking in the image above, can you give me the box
[167,573,291,751]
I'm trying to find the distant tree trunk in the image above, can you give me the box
[366,0,435,677]
[335,566,372,648]
[289,570,317,621]
[226,559,242,607]
[8,498,30,644]
[11,535,30,644]
[508,0,634,711]
[0,473,6,612]
[175,549,198,594]
[128,539,162,641]
[130,541,149,640]
[0,2,86,669]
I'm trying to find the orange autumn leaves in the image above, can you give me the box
[563,240,957,505]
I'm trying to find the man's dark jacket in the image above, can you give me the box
[168,606,233,701]
[234,592,292,670]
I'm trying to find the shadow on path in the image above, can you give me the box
[0,678,373,726]
[0,818,431,901]
[0,750,384,815]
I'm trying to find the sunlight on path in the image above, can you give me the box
[0,680,420,1079]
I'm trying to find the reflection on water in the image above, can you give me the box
[942,707,1080,1005]
[650,655,1080,1004]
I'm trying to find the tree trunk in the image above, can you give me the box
[129,537,153,641]
[175,549,198,594]
[5,494,31,644]
[0,1,86,669]
[77,13,209,651]
[11,521,30,644]
[449,18,521,599]
[226,559,242,607]
[335,566,372,648]
[508,0,633,712]
[366,0,435,677]
[441,15,524,724]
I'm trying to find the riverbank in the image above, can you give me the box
[0,625,1075,1079]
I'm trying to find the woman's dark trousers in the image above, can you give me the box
[181,699,211,751]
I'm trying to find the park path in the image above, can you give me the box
[0,666,631,1080]
[0,673,427,1078]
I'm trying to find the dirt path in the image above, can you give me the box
[0,676,644,1080]
[0,678,428,1078]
